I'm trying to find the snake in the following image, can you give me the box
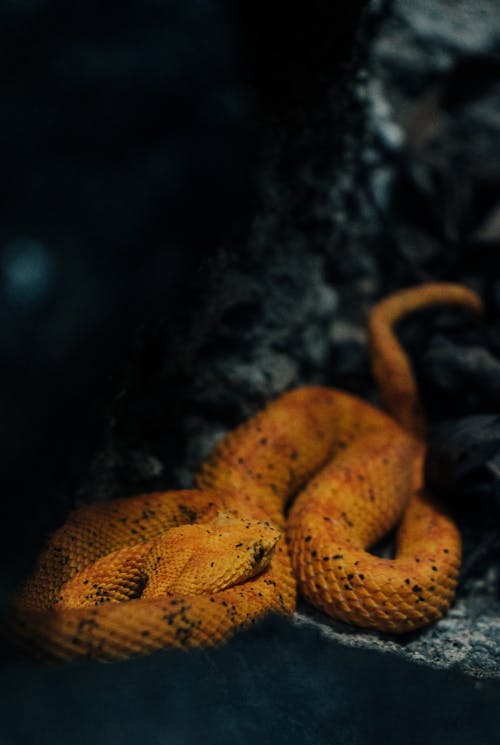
[7,282,483,661]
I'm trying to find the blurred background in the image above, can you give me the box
[1,1,499,743]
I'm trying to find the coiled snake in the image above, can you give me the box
[8,283,483,661]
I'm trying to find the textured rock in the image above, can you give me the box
[427,415,500,515]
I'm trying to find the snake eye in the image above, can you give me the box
[254,545,265,562]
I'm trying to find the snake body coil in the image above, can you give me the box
[8,283,483,660]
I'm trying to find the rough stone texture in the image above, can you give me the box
[427,416,500,514]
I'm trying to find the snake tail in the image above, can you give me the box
[368,282,483,438]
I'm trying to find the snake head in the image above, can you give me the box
[202,512,280,586]
[140,512,281,597]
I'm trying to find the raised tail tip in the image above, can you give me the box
[368,282,484,438]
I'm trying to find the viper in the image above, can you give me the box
[8,283,483,661]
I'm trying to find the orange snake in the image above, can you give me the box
[8,283,483,661]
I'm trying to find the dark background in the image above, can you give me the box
[1,1,499,743]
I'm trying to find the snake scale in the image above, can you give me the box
[8,283,483,661]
